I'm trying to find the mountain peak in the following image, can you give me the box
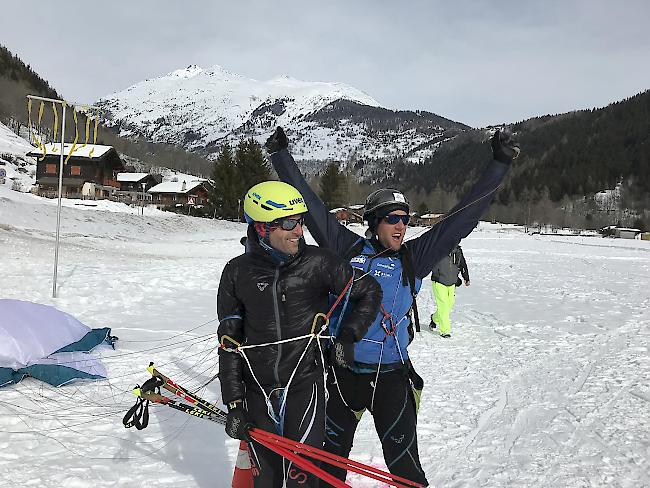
[168,65,204,79]
[205,65,242,79]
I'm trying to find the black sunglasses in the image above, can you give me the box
[273,216,305,231]
[383,214,410,225]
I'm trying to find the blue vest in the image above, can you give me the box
[331,240,422,367]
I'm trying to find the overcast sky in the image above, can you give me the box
[3,0,649,127]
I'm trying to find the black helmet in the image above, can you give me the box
[363,188,410,221]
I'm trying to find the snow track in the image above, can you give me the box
[1,188,648,487]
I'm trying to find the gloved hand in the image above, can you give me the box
[225,401,253,440]
[265,126,288,154]
[491,129,520,164]
[329,338,355,369]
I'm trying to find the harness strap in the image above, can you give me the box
[122,375,162,429]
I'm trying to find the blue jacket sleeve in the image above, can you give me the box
[269,148,360,256]
[408,159,510,278]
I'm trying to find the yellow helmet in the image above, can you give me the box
[244,181,308,223]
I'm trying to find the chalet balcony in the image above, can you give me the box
[102,178,120,188]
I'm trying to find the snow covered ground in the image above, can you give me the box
[0,121,37,192]
[0,184,648,487]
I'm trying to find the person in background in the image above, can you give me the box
[429,244,469,338]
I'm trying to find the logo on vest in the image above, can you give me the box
[257,282,269,291]
[373,269,392,279]
[350,256,367,265]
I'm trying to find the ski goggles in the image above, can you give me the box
[272,216,305,231]
[382,214,410,225]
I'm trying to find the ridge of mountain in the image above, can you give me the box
[96,65,470,180]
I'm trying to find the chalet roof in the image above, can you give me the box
[27,143,114,159]
[117,172,152,183]
[329,207,346,213]
[148,179,206,194]
[601,226,641,232]
[420,213,444,219]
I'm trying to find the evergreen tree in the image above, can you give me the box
[235,138,271,192]
[319,163,347,209]
[209,143,241,219]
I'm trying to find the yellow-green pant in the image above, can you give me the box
[431,281,456,335]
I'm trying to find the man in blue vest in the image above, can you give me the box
[265,127,519,487]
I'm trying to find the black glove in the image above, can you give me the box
[265,126,288,154]
[329,339,355,369]
[491,129,520,164]
[225,402,253,441]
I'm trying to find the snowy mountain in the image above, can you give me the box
[96,65,469,180]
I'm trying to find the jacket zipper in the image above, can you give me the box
[272,267,282,385]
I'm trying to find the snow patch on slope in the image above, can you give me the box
[0,121,37,192]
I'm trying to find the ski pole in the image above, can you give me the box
[250,431,351,488]
[250,428,424,488]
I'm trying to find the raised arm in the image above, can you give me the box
[266,127,359,255]
[216,261,246,404]
[408,130,520,278]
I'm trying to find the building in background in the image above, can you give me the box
[148,178,211,208]
[116,172,161,204]
[29,143,124,199]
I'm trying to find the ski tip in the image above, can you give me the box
[146,364,155,375]
[132,387,142,397]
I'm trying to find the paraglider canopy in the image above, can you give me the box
[0,299,114,387]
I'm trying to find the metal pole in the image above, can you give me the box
[52,103,66,298]
[52,103,67,298]
[141,182,146,216]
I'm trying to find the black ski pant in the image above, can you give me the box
[321,365,429,487]
[245,376,326,488]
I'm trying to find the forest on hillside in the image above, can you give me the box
[391,90,650,231]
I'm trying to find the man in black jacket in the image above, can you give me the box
[265,127,519,487]
[217,180,382,488]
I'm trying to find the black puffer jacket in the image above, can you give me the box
[217,226,382,404]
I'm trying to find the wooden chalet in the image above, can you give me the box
[330,207,363,224]
[117,172,161,192]
[115,172,162,204]
[418,213,445,226]
[29,143,124,199]
[148,178,211,207]
[599,226,642,239]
